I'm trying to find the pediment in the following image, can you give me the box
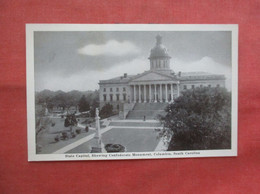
[130,72,174,82]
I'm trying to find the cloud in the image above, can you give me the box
[35,57,149,92]
[36,56,232,92]
[101,57,148,78]
[78,40,141,56]
[172,56,232,90]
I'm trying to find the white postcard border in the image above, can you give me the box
[26,24,238,161]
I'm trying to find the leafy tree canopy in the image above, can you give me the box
[78,95,90,112]
[161,87,231,150]
[35,90,99,114]
[100,103,113,119]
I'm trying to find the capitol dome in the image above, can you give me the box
[149,35,172,73]
[149,35,171,59]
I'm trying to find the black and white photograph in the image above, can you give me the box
[26,24,238,161]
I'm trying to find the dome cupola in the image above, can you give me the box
[149,35,172,73]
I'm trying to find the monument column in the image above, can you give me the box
[144,84,147,103]
[133,85,136,103]
[154,84,157,103]
[165,84,168,103]
[160,84,162,102]
[149,84,152,102]
[91,108,105,153]
[171,84,173,102]
[139,85,141,103]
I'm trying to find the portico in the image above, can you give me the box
[130,82,180,103]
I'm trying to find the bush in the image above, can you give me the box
[70,132,76,138]
[85,126,89,132]
[75,129,81,134]
[105,144,126,152]
[61,132,69,140]
[54,135,60,142]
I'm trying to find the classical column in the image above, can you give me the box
[149,84,152,103]
[165,84,168,103]
[154,84,157,103]
[171,84,173,102]
[133,85,136,103]
[160,84,162,102]
[144,84,147,103]
[139,85,141,103]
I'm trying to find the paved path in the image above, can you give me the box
[108,119,160,123]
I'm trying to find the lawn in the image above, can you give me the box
[67,127,160,153]
[37,117,95,154]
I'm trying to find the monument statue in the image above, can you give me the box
[91,108,105,153]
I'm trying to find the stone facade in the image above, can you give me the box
[99,35,225,112]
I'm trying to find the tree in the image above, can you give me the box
[90,98,99,117]
[100,103,113,119]
[78,95,90,112]
[160,87,231,151]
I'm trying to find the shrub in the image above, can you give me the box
[54,135,60,142]
[75,129,81,134]
[105,144,126,152]
[70,132,76,138]
[61,132,69,140]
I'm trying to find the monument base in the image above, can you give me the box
[90,147,102,153]
[90,142,107,153]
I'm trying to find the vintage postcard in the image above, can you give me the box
[26,24,238,161]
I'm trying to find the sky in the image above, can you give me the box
[34,31,232,91]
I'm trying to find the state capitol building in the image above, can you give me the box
[99,35,225,119]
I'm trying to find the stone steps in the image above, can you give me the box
[109,121,161,127]
[133,102,168,110]
[126,103,168,120]
[126,110,165,120]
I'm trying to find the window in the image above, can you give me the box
[103,94,106,101]
[116,88,119,92]
[123,87,126,92]
[103,88,106,92]
[183,85,187,90]
[116,94,120,101]
[192,85,195,89]
[110,94,113,101]
[123,94,126,101]
[110,88,113,92]
[208,85,211,88]
[200,85,203,88]
[217,84,220,88]
[117,104,119,110]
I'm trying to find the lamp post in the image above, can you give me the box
[91,108,105,153]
